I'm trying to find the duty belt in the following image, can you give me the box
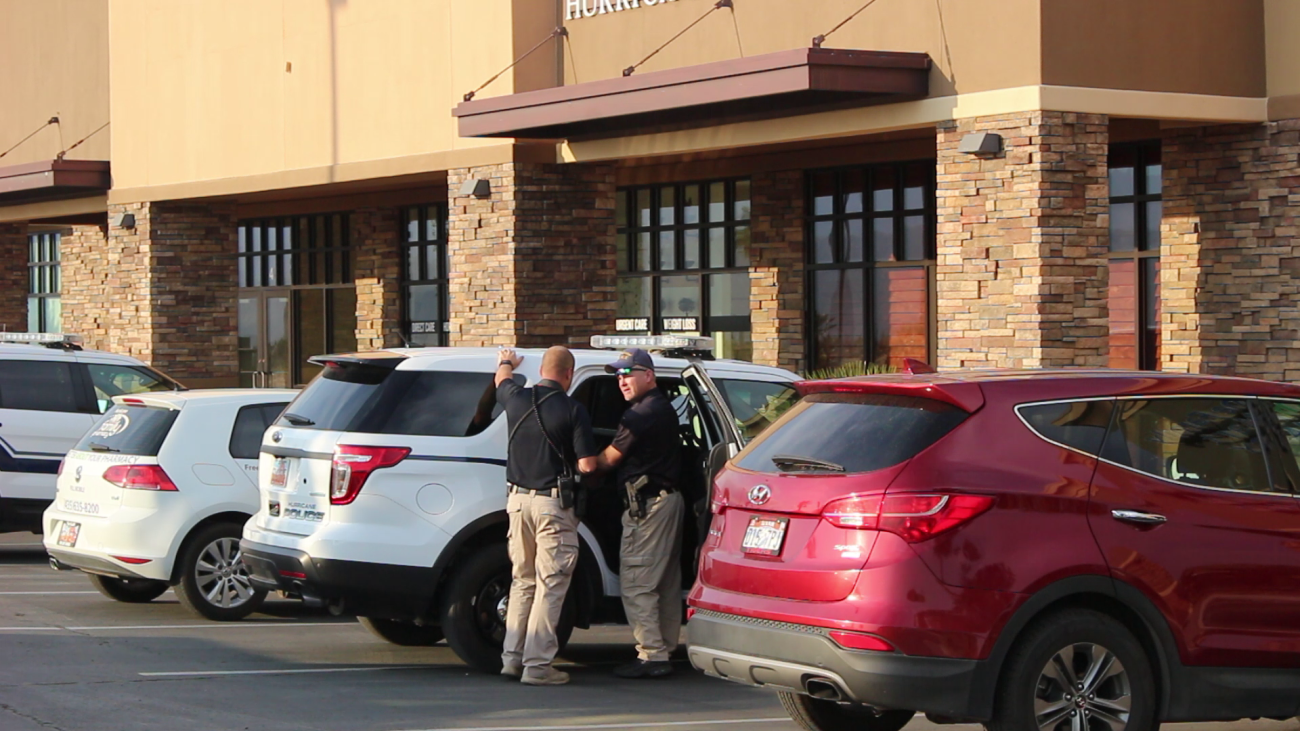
[507,482,561,498]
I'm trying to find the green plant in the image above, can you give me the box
[800,360,897,381]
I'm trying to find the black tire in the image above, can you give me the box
[358,616,444,646]
[174,522,267,621]
[778,692,914,731]
[440,543,575,673]
[988,609,1157,731]
[88,574,169,603]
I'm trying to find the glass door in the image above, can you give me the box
[238,290,293,388]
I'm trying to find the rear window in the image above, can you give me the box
[278,363,511,437]
[735,393,968,474]
[75,404,179,456]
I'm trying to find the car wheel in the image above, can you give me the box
[779,692,914,731]
[358,616,444,646]
[88,574,169,603]
[989,609,1157,731]
[174,522,268,621]
[439,543,575,673]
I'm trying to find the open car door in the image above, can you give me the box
[681,364,746,566]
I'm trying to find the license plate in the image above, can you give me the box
[270,458,289,488]
[57,521,81,548]
[742,515,788,557]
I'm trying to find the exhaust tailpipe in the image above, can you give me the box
[805,678,845,702]
[49,557,73,572]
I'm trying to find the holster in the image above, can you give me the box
[624,474,650,519]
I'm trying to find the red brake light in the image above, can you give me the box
[330,445,411,505]
[111,556,152,565]
[103,465,179,491]
[821,494,884,529]
[57,459,64,476]
[821,493,993,542]
[828,630,894,652]
[122,398,145,404]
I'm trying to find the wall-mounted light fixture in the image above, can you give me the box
[457,177,491,198]
[111,212,136,229]
[957,132,1003,156]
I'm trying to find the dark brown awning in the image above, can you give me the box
[0,159,111,205]
[454,47,930,140]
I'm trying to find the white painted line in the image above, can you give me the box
[0,591,100,595]
[0,627,62,632]
[394,719,791,731]
[0,621,350,632]
[140,665,429,677]
[0,543,47,548]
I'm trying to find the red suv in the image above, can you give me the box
[687,370,1300,731]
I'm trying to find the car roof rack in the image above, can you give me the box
[0,333,84,351]
[589,334,715,361]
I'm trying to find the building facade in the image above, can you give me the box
[3,0,1299,386]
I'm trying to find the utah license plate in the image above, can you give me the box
[57,521,81,548]
[270,457,289,488]
[742,515,788,557]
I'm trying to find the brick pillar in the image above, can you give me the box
[447,162,617,348]
[750,170,805,373]
[1161,120,1300,381]
[353,207,402,350]
[0,223,27,333]
[63,202,238,386]
[935,112,1109,369]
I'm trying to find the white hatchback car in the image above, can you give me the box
[44,389,296,620]
[241,337,799,670]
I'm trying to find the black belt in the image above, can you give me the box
[508,482,560,497]
[637,484,676,499]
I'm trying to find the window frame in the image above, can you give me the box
[1108,141,1162,371]
[27,231,62,334]
[401,204,450,347]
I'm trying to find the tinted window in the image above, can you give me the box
[715,379,798,443]
[1101,398,1274,493]
[87,364,179,414]
[0,360,79,412]
[736,393,968,474]
[75,404,179,456]
[229,403,287,460]
[1019,400,1115,456]
[1270,401,1300,467]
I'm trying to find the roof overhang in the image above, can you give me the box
[454,47,931,140]
[0,159,111,206]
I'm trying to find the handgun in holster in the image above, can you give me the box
[624,474,650,519]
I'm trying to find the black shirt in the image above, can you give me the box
[611,388,682,490]
[498,378,596,490]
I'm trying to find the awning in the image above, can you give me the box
[0,159,111,206]
[454,47,931,140]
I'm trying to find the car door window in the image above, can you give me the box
[86,364,176,414]
[714,379,798,444]
[0,360,79,412]
[1261,400,1300,492]
[1100,397,1276,493]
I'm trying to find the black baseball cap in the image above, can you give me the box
[605,348,655,373]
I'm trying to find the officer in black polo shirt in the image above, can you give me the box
[496,345,597,686]
[594,348,683,679]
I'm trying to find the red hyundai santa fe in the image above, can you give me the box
[687,369,1300,731]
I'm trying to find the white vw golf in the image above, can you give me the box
[44,389,296,620]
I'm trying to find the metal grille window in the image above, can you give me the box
[237,213,352,288]
[402,204,449,347]
[1108,142,1161,370]
[615,179,752,361]
[28,232,61,333]
[806,161,936,371]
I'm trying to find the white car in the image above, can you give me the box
[0,334,184,533]
[44,389,296,620]
[241,336,799,670]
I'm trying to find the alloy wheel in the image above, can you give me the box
[1033,643,1132,731]
[193,537,256,609]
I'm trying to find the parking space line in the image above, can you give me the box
[140,665,429,677]
[394,719,791,731]
[0,621,350,632]
[0,591,100,595]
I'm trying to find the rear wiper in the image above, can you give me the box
[771,454,845,472]
[282,412,315,426]
[87,442,120,453]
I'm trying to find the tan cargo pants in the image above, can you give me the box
[620,489,684,662]
[502,488,580,670]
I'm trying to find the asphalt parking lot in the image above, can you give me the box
[1,534,1296,731]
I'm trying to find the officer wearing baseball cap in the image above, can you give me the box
[594,348,683,679]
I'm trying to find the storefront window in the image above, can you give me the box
[807,161,935,371]
[616,179,752,361]
[27,232,61,333]
[402,204,449,346]
[1108,142,1161,370]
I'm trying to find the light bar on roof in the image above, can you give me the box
[0,333,83,345]
[590,335,715,351]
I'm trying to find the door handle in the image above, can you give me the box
[1112,509,1167,525]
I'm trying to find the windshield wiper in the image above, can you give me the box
[771,454,845,473]
[87,442,120,453]
[282,412,315,426]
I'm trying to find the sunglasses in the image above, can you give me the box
[614,367,648,377]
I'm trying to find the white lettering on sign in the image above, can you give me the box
[566,0,675,21]
[662,317,698,332]
[616,318,650,332]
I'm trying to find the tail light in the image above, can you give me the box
[821,493,994,542]
[103,465,179,491]
[57,459,65,476]
[330,445,411,505]
[828,630,894,652]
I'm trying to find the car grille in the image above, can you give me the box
[692,609,829,636]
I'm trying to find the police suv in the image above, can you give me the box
[240,336,798,671]
[0,334,184,533]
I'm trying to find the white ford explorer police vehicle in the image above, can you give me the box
[0,334,184,534]
[241,336,798,671]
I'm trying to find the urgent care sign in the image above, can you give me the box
[566,0,679,20]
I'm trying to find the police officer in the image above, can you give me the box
[496,345,597,686]
[594,348,683,679]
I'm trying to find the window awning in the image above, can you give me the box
[0,159,111,206]
[454,47,931,140]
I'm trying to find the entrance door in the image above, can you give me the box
[238,291,292,388]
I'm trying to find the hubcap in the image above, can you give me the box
[194,537,255,609]
[1033,643,1132,731]
[472,572,510,644]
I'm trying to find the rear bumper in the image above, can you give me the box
[46,548,153,580]
[240,539,440,620]
[687,609,992,721]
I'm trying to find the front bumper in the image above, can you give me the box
[687,609,993,721]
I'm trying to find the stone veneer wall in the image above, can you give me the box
[353,207,402,351]
[0,223,27,333]
[749,170,806,373]
[935,112,1110,369]
[447,162,617,348]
